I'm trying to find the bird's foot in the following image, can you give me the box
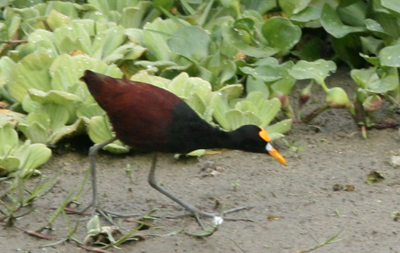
[161,206,253,236]
[165,205,253,229]
[67,202,140,227]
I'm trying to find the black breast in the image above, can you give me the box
[164,101,223,153]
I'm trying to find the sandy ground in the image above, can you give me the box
[1,68,400,252]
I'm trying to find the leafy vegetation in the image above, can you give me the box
[0,114,51,178]
[0,1,399,178]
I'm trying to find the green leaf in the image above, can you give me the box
[222,25,278,58]
[320,3,366,38]
[246,76,270,98]
[0,57,16,87]
[88,116,129,153]
[46,9,70,30]
[49,118,86,145]
[242,58,295,96]
[266,119,293,141]
[88,0,113,12]
[226,110,261,131]
[351,68,379,89]
[90,26,135,63]
[271,61,296,95]
[233,18,255,35]
[365,19,388,37]
[240,93,281,127]
[210,84,244,130]
[45,1,81,18]
[211,89,284,132]
[167,72,212,118]
[18,121,48,144]
[53,21,93,55]
[352,67,398,94]
[372,5,400,39]
[242,0,276,14]
[50,54,122,101]
[217,84,243,101]
[8,53,53,102]
[152,0,175,11]
[43,104,70,132]
[289,59,336,88]
[125,28,143,44]
[379,44,400,67]
[240,65,282,82]
[211,92,234,130]
[290,6,321,23]
[360,36,384,55]
[0,157,20,174]
[6,12,21,39]
[200,52,237,88]
[143,18,188,61]
[337,0,367,27]
[86,214,100,233]
[359,53,380,66]
[87,116,113,143]
[261,17,301,57]
[77,103,104,119]
[119,3,152,28]
[130,70,170,88]
[135,60,179,70]
[381,0,400,16]
[17,103,79,145]
[0,124,19,157]
[15,141,52,178]
[168,26,210,63]
[186,149,206,157]
[279,0,310,16]
[24,29,58,58]
[367,68,398,93]
[28,89,82,105]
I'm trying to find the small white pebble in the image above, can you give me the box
[212,216,224,225]
[391,156,400,166]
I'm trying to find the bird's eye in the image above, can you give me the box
[266,143,273,152]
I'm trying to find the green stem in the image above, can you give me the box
[320,80,329,93]
[302,104,329,124]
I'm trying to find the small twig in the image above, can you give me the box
[51,206,90,215]
[14,224,52,240]
[229,237,246,253]
[371,121,400,129]
[77,244,114,253]
[0,39,28,44]
[25,230,52,240]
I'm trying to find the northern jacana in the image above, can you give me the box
[81,70,287,222]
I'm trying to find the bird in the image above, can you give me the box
[80,70,287,222]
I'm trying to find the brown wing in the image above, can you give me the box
[82,71,182,151]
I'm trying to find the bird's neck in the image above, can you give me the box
[204,128,244,151]
[189,127,240,151]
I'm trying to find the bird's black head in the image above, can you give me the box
[230,125,287,165]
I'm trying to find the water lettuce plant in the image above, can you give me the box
[0,115,51,178]
[6,53,123,145]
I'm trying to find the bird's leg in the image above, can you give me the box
[148,153,252,224]
[77,136,118,214]
[148,153,202,214]
[75,137,138,223]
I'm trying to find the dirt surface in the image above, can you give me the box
[2,68,400,252]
